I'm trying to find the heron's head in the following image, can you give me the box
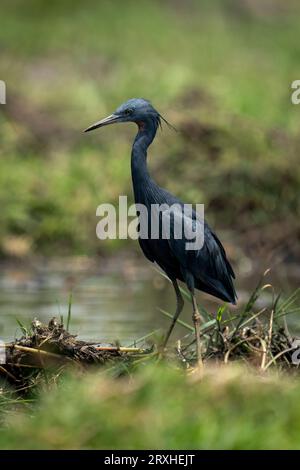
[84,98,170,133]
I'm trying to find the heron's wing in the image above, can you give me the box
[161,206,203,267]
[208,228,235,279]
[163,207,236,302]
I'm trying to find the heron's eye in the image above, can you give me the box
[124,108,133,115]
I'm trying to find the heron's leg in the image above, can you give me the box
[163,280,184,348]
[190,290,203,370]
[183,271,203,370]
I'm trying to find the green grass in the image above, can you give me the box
[1,363,300,449]
[1,0,300,255]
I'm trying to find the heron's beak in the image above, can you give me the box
[84,113,120,132]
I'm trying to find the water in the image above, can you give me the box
[0,254,299,344]
[0,257,178,344]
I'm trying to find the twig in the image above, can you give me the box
[94,346,146,353]
[176,340,190,368]
[6,363,42,369]
[6,344,73,362]
[224,336,257,364]
[260,338,267,369]
[264,347,295,370]
[261,308,274,369]
[0,365,17,381]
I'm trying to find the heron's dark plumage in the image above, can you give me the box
[128,99,237,305]
[85,98,237,362]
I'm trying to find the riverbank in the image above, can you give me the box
[1,362,300,449]
[1,270,300,449]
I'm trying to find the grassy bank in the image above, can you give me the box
[1,363,300,449]
[0,0,300,256]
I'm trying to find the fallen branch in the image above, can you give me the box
[95,346,146,354]
[6,344,73,362]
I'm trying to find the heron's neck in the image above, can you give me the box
[131,119,158,200]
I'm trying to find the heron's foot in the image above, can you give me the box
[193,312,201,324]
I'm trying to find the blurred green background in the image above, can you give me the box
[0,0,299,260]
[1,0,300,451]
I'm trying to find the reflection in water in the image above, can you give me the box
[0,255,299,343]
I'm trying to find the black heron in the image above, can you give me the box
[85,98,237,368]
